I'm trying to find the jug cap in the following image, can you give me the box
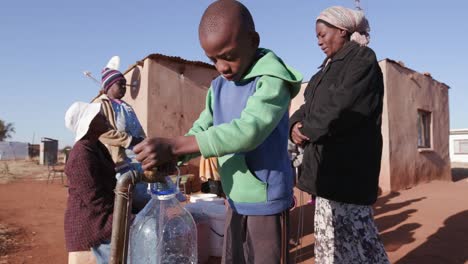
[150,181,174,194]
[149,166,181,197]
[149,176,179,196]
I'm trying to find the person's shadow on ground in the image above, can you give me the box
[395,210,468,264]
[373,192,426,253]
[288,190,427,263]
[287,164,468,263]
[289,196,315,263]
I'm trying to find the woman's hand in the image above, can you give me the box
[291,122,310,146]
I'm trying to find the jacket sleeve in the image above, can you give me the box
[289,102,306,139]
[93,97,133,148]
[288,74,317,140]
[99,130,132,148]
[195,76,291,158]
[300,50,382,143]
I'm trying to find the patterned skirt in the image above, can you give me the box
[314,197,390,264]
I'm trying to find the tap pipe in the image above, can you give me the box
[109,169,138,264]
[109,168,167,264]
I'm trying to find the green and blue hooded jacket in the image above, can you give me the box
[186,48,302,215]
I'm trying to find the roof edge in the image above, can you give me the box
[123,53,215,74]
[379,58,450,89]
[450,129,468,135]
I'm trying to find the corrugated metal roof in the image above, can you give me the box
[123,53,214,74]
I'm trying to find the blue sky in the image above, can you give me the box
[1,0,467,148]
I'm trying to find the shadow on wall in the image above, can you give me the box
[420,152,446,168]
[395,210,468,264]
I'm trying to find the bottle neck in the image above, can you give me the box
[152,192,177,200]
[149,178,179,198]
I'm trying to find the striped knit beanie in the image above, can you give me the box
[317,6,370,46]
[101,67,125,92]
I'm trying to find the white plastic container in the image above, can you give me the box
[202,203,226,257]
[190,193,225,205]
[185,203,210,264]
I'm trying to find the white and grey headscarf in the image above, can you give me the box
[317,6,370,46]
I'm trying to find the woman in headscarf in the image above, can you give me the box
[289,6,389,263]
[64,102,115,264]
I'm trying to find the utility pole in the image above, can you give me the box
[355,0,362,10]
[83,71,101,86]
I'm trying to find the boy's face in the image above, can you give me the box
[200,27,258,82]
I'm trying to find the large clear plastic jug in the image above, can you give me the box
[128,176,197,264]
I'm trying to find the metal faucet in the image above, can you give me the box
[109,169,167,264]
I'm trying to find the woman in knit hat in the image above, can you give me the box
[289,6,389,263]
[92,63,145,166]
[92,57,150,212]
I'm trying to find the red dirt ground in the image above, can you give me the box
[0,160,467,264]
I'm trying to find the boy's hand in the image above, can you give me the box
[157,161,178,175]
[129,136,144,148]
[291,122,310,146]
[134,137,175,170]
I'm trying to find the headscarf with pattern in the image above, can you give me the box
[317,6,370,46]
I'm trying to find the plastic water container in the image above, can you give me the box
[202,203,226,257]
[128,177,197,264]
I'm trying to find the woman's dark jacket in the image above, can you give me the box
[290,41,384,205]
[64,139,116,251]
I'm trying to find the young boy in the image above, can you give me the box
[134,1,302,263]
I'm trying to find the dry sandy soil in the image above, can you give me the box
[0,159,467,264]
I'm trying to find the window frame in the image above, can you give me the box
[454,139,468,154]
[417,109,432,149]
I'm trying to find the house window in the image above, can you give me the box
[454,140,468,154]
[417,110,431,148]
